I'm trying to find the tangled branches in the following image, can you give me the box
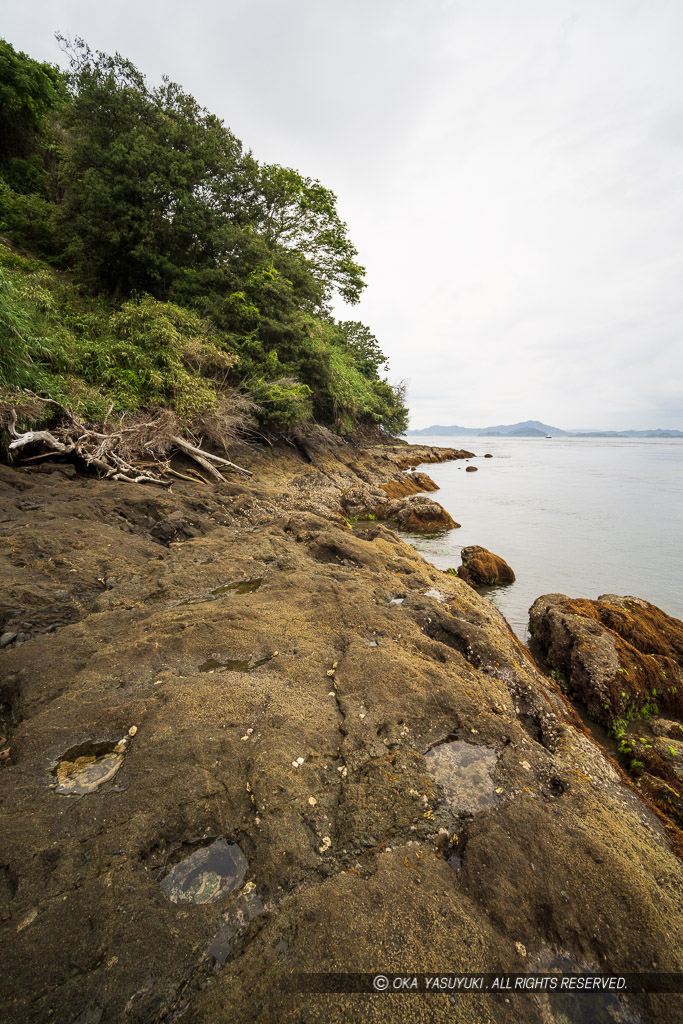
[7,392,253,485]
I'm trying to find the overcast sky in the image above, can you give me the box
[4,0,683,428]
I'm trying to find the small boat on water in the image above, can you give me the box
[545,434,552,438]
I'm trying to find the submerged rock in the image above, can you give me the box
[456,545,516,586]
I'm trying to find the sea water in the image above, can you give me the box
[404,435,683,639]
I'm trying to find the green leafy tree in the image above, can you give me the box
[243,164,366,307]
[58,38,244,296]
[0,36,409,438]
[0,39,66,194]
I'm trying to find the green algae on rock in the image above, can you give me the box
[160,840,249,905]
[529,592,683,831]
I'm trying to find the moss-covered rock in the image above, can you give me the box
[529,592,683,829]
[457,546,515,585]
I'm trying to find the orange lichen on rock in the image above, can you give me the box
[529,593,683,830]
[381,471,439,500]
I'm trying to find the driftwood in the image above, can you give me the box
[171,435,252,479]
[7,395,253,487]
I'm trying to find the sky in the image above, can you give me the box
[3,0,683,429]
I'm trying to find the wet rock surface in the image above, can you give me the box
[457,545,516,586]
[529,593,683,833]
[159,839,248,905]
[0,439,682,1023]
[52,734,132,795]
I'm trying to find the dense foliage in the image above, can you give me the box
[0,37,408,437]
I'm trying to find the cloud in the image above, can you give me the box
[3,0,682,428]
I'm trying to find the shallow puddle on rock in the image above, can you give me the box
[425,740,499,813]
[542,955,639,1024]
[212,578,262,596]
[199,655,271,673]
[53,735,131,795]
[206,887,264,964]
[160,839,248,905]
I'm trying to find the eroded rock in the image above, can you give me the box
[1,446,682,1024]
[457,545,516,586]
[529,592,683,828]
[390,494,459,533]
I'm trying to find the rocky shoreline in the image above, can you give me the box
[1,433,682,1024]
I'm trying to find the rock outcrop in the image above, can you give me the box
[1,449,682,1024]
[529,593,683,830]
[380,470,439,499]
[382,494,460,533]
[457,546,516,586]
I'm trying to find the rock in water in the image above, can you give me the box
[529,593,683,828]
[394,495,458,533]
[456,546,516,585]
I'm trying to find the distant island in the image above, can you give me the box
[405,419,683,438]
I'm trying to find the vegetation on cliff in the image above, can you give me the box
[0,37,408,465]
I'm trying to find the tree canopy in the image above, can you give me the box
[0,36,408,437]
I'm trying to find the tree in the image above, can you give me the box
[57,38,243,296]
[244,164,365,307]
[0,35,409,437]
[334,320,388,377]
[0,39,66,194]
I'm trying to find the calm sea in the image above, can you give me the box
[404,435,683,639]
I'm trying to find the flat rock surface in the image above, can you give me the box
[1,438,682,1024]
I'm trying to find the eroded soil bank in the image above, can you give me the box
[1,432,682,1024]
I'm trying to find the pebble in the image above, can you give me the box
[17,909,37,932]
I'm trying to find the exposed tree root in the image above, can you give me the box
[7,393,253,486]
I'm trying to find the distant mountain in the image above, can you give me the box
[406,420,566,437]
[405,420,683,438]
